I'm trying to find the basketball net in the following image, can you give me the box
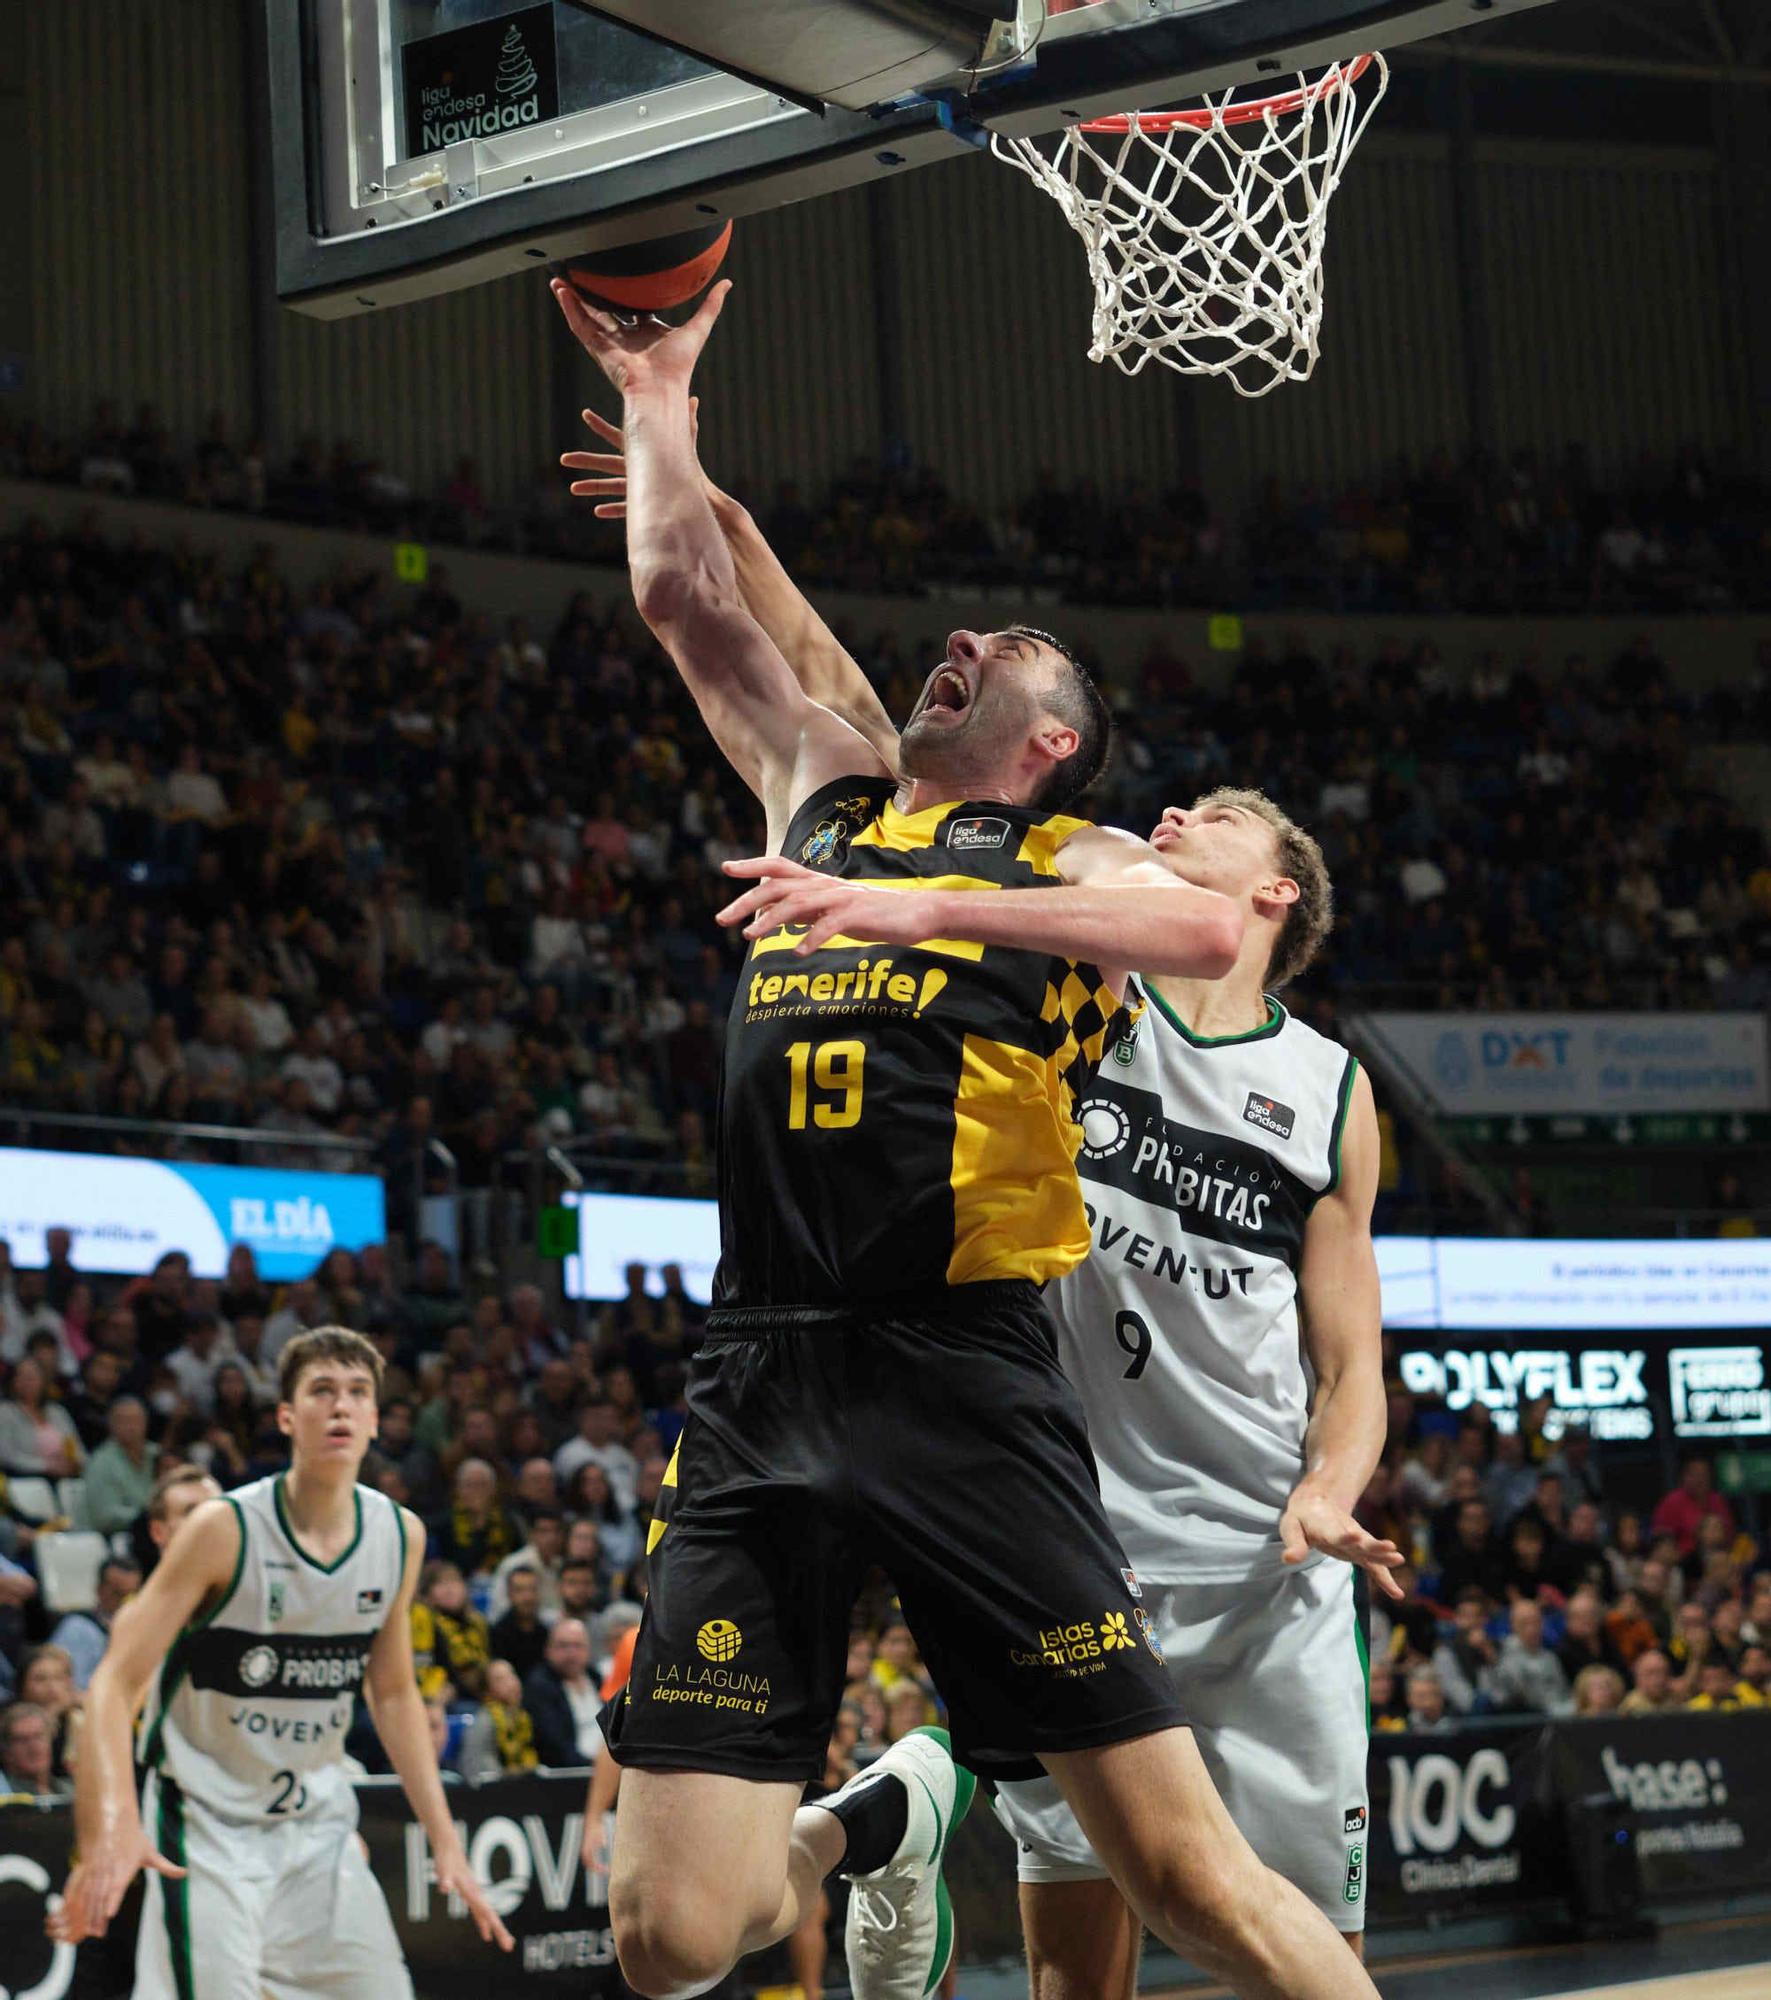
[992,54,1387,398]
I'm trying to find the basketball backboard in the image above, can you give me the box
[261,0,1557,318]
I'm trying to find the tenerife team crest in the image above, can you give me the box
[800,820,845,866]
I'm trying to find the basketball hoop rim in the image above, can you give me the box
[1076,51,1379,133]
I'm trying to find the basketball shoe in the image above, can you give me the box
[839,1726,976,2000]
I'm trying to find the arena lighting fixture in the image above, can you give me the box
[557,1,1029,109]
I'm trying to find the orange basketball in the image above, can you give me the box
[557,221,733,314]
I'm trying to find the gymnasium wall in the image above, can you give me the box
[10,2,1762,515]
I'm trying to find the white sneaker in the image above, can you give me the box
[841,1726,976,2000]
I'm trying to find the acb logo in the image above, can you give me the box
[696,1619,743,1663]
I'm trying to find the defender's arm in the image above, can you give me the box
[1282,1067,1404,1599]
[717,834,1243,987]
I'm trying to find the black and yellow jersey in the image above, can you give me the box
[714,776,1133,1307]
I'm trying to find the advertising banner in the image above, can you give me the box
[0,1148,386,1281]
[357,1775,624,1991]
[1376,1237,1771,1335]
[1394,1332,1771,1444]
[1547,1712,1771,1904]
[4,1723,1771,1992]
[562,1190,721,1304]
[0,1777,624,2000]
[1364,1012,1769,1117]
[1365,1723,1561,1921]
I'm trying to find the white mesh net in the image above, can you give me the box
[992,54,1387,398]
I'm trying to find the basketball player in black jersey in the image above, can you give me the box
[551,277,1379,2000]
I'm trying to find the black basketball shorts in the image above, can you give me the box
[601,1279,1183,1783]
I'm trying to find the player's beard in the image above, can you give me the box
[898,686,1024,792]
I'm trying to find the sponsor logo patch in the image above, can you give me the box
[1078,1097,1132,1161]
[800,821,846,867]
[356,1588,383,1615]
[696,1618,743,1663]
[1243,1090,1296,1140]
[1121,1567,1143,1600]
[1344,1805,1367,1836]
[1099,1611,1135,1653]
[1133,1607,1164,1663]
[1343,1843,1365,1904]
[267,1580,286,1623]
[239,1644,279,1690]
[944,815,1011,852]
[1112,1024,1139,1067]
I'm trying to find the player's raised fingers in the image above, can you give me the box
[580,408,624,445]
[721,855,799,878]
[1369,1557,1408,1601]
[683,279,732,349]
[594,503,627,520]
[560,450,624,472]
[550,280,618,347]
[715,879,788,924]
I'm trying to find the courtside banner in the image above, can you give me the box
[1362,1012,1769,1117]
[1365,1723,1562,1922]
[0,1778,624,2000]
[356,1774,625,1992]
[1547,1712,1771,1904]
[0,1147,385,1281]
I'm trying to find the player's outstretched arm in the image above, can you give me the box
[365,1509,514,1952]
[1282,1066,1405,1599]
[52,1500,240,1943]
[717,825,1242,990]
[552,281,890,839]
[563,406,901,771]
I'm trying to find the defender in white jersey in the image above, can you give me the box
[54,1326,513,1998]
[994,789,1402,1993]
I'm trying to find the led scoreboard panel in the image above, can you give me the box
[564,1204,1771,1447]
[1394,1340,1771,1443]
[1378,1237,1771,1445]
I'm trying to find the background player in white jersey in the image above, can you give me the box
[53,1326,513,1999]
[994,788,1402,1990]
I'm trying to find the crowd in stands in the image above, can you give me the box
[0,1240,943,1802]
[6,405,1769,614]
[1356,1368,1771,1730]
[2,502,1767,1244]
[3,1235,1769,1808]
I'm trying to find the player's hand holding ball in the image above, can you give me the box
[550,275,730,399]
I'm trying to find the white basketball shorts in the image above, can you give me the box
[993,1558,1371,1931]
[135,1773,416,2000]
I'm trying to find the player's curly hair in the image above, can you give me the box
[1190,786,1334,988]
[1010,626,1112,811]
